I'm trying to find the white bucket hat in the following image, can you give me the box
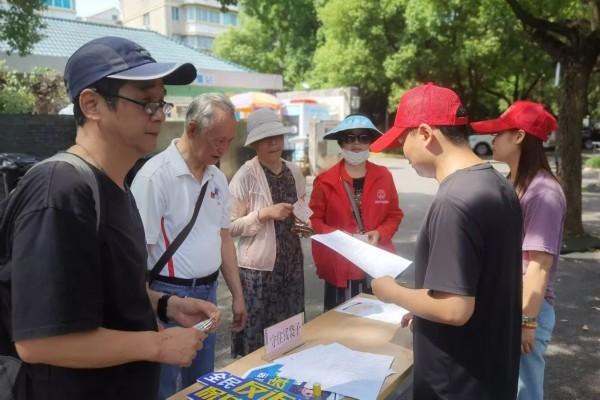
[244,108,294,146]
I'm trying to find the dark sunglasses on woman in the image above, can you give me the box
[341,134,372,144]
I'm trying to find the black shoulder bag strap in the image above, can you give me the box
[148,181,209,284]
[40,153,101,231]
[341,178,365,234]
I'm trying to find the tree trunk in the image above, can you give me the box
[557,61,592,238]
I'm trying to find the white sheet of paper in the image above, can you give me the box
[334,297,410,325]
[293,198,313,223]
[311,230,412,278]
[275,343,393,400]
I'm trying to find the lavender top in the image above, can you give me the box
[520,171,566,305]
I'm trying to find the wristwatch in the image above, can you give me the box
[522,314,537,329]
[522,315,537,324]
[157,294,173,324]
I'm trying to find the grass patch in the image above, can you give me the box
[585,156,600,169]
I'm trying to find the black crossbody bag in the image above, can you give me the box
[147,181,209,284]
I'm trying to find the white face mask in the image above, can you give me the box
[342,149,370,165]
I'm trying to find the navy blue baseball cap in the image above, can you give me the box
[64,36,197,101]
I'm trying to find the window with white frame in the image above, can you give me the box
[171,7,180,21]
[196,7,220,23]
[183,35,214,51]
[182,5,236,25]
[222,12,237,26]
[45,0,73,9]
[185,7,194,21]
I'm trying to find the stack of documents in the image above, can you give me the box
[275,343,394,400]
[311,230,412,278]
[334,297,409,324]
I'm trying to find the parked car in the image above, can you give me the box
[582,128,600,150]
[469,134,494,156]
[543,131,557,150]
[469,131,557,156]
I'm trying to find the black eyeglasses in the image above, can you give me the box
[341,134,372,144]
[96,90,173,116]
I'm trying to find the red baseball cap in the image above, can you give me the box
[471,101,557,141]
[371,83,469,152]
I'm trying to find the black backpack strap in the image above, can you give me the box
[0,355,23,400]
[148,181,209,284]
[29,152,101,232]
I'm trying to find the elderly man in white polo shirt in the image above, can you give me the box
[131,93,248,399]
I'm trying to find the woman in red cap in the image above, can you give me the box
[471,101,566,400]
[309,114,404,311]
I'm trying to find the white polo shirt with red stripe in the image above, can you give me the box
[131,139,231,279]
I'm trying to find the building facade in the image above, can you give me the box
[41,0,78,19]
[1,16,282,120]
[85,7,121,26]
[120,0,238,52]
[1,0,120,24]
[0,0,77,19]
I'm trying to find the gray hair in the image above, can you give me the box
[185,93,235,133]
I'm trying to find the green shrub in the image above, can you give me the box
[585,156,600,169]
[0,62,34,113]
[0,86,34,113]
[0,61,68,114]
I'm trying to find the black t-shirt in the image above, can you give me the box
[412,164,522,400]
[4,160,159,399]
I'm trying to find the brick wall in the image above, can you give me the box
[0,114,76,158]
[0,115,255,179]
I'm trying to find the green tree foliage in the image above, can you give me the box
[505,0,600,238]
[310,0,405,123]
[310,0,556,123]
[214,16,281,74]
[383,0,556,118]
[214,0,318,88]
[27,67,69,114]
[0,66,34,113]
[0,62,68,114]
[0,0,46,56]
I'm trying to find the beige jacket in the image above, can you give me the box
[229,156,306,271]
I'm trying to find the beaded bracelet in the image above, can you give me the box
[522,321,537,329]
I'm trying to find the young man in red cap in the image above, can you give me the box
[370,83,523,399]
[0,37,221,399]
[472,101,565,400]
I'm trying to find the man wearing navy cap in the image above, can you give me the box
[0,37,221,399]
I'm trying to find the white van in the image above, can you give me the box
[469,132,556,156]
[469,135,495,156]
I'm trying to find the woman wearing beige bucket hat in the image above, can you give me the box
[228,108,307,356]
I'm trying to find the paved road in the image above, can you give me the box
[213,155,600,399]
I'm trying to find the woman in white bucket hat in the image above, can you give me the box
[228,108,307,356]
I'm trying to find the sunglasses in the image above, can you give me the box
[341,134,372,144]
